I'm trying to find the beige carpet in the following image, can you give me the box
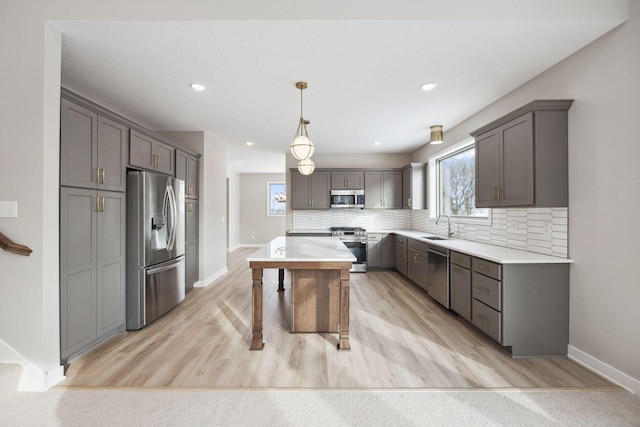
[1,387,639,426]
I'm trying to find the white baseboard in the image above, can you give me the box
[1,338,65,391]
[568,345,640,394]
[193,267,228,288]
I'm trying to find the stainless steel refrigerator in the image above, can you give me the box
[126,171,185,330]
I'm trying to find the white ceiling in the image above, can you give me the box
[54,6,625,173]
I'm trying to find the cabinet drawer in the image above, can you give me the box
[472,257,501,280]
[450,251,471,269]
[395,235,408,245]
[472,299,502,343]
[368,233,382,242]
[472,272,501,311]
[408,238,429,254]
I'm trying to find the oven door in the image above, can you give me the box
[341,240,367,272]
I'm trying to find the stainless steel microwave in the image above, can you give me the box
[330,189,365,209]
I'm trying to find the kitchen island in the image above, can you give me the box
[247,236,356,351]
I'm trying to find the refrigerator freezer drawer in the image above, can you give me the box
[127,256,185,330]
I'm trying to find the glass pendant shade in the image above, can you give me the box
[430,125,444,144]
[290,119,314,160]
[297,158,315,175]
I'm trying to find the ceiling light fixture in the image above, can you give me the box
[290,81,315,161]
[189,83,206,92]
[245,141,254,146]
[421,82,438,91]
[373,141,381,146]
[297,158,315,176]
[430,125,444,144]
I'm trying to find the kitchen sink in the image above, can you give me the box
[422,236,448,241]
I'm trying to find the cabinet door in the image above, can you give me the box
[347,171,364,189]
[450,264,471,321]
[185,200,199,291]
[291,172,311,209]
[408,249,428,291]
[367,241,380,267]
[395,243,408,276]
[97,116,127,192]
[402,167,411,209]
[364,171,384,208]
[500,113,534,206]
[331,171,348,190]
[187,155,199,199]
[60,99,98,189]
[154,141,175,175]
[475,130,501,208]
[175,150,188,181]
[60,187,98,361]
[129,130,155,170]
[383,170,403,209]
[310,171,331,209]
[96,191,126,337]
[380,234,395,267]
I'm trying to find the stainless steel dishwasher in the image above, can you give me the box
[427,245,449,308]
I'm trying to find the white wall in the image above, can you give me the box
[227,170,241,251]
[239,174,287,244]
[412,2,640,392]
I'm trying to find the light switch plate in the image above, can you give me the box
[0,201,18,218]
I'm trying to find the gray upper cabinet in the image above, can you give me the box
[176,150,199,199]
[60,187,126,362]
[60,99,128,192]
[185,200,199,291]
[364,170,402,209]
[402,163,426,209]
[471,100,573,208]
[331,171,364,190]
[130,130,175,176]
[291,170,331,210]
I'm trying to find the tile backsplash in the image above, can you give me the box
[292,207,568,258]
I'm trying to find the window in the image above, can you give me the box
[436,143,489,220]
[267,182,286,215]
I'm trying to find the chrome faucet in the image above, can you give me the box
[436,214,454,238]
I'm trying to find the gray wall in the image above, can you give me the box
[227,170,241,251]
[240,174,286,244]
[412,2,640,391]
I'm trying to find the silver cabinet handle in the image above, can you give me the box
[478,315,490,324]
[478,287,490,294]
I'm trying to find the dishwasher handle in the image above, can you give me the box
[428,246,448,257]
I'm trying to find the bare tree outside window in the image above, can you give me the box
[439,146,488,218]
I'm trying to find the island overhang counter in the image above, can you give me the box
[247,236,357,351]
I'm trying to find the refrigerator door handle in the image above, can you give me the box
[146,257,183,275]
[167,183,177,251]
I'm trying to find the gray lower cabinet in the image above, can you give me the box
[364,170,402,209]
[407,239,428,291]
[130,130,175,175]
[291,170,331,210]
[367,233,395,268]
[394,235,408,277]
[449,251,471,321]
[60,187,126,363]
[60,98,128,192]
[470,256,569,357]
[185,200,199,291]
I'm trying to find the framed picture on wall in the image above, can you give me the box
[268,182,286,216]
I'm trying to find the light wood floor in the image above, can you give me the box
[61,248,616,389]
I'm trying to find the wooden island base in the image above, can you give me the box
[249,260,352,351]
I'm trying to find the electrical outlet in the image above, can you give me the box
[545,222,553,235]
[507,220,518,230]
[0,201,18,218]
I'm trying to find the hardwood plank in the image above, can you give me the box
[62,247,617,389]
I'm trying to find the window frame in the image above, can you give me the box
[267,181,286,216]
[428,138,492,226]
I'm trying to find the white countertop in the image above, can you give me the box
[247,236,357,263]
[390,230,573,264]
[286,229,331,235]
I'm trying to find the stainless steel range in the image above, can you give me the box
[330,226,367,272]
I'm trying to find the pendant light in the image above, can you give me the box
[290,82,315,160]
[297,158,315,176]
[430,125,444,144]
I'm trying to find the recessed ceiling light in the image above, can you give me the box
[245,141,254,146]
[420,82,438,91]
[373,141,381,146]
[189,83,206,92]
